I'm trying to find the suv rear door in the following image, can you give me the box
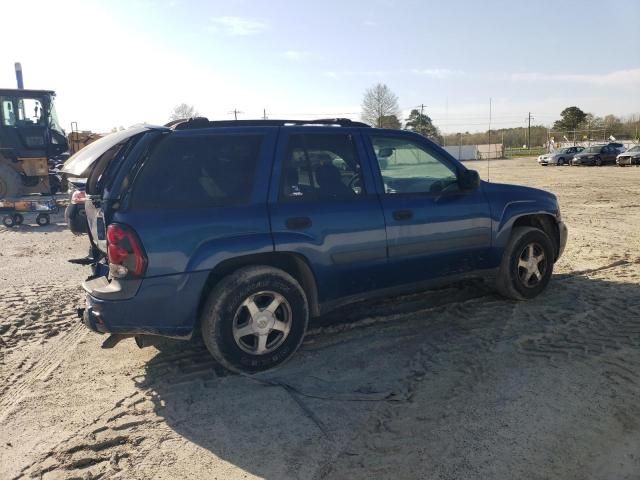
[62,125,165,252]
[118,127,278,278]
[268,128,388,305]
[364,131,492,284]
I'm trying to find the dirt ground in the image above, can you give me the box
[1,158,639,480]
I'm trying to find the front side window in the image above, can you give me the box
[371,136,459,194]
[280,133,365,201]
[1,97,45,126]
[132,134,263,209]
[1,99,16,126]
[18,98,44,125]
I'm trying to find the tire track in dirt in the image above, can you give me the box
[0,284,83,352]
[9,284,509,479]
[11,262,640,479]
[0,285,86,423]
[320,262,640,478]
[10,390,167,480]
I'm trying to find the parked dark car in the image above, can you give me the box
[64,178,88,235]
[62,118,567,373]
[571,144,618,166]
[616,145,640,166]
[608,142,626,154]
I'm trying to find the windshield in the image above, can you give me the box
[626,145,640,153]
[1,96,46,127]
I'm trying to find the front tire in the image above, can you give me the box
[200,266,309,373]
[496,227,554,300]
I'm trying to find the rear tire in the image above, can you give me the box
[2,215,15,228]
[595,157,602,166]
[200,266,309,374]
[0,162,22,199]
[36,214,50,226]
[496,227,554,300]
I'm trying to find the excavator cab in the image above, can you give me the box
[0,88,68,198]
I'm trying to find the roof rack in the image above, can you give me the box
[167,117,371,130]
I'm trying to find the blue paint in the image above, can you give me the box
[81,124,567,338]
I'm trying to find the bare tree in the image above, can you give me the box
[169,103,200,121]
[361,84,400,128]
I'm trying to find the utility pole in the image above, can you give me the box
[417,104,426,133]
[228,109,243,120]
[526,112,534,149]
[262,108,268,120]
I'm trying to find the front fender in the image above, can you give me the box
[483,181,561,263]
[494,201,558,250]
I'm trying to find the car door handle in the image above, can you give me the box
[392,209,413,221]
[285,216,312,230]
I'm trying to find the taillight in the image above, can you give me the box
[106,223,147,278]
[71,190,86,204]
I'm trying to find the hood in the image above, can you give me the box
[482,181,560,218]
[483,181,556,201]
[61,124,167,177]
[618,150,640,158]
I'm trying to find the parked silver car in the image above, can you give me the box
[538,146,584,166]
[616,145,640,166]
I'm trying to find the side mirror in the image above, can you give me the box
[459,169,480,190]
[378,147,394,158]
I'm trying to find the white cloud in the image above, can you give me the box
[209,16,269,36]
[363,20,378,27]
[282,50,310,61]
[410,68,458,79]
[510,69,640,86]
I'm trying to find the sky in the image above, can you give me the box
[1,0,639,133]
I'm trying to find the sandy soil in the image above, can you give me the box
[1,158,639,480]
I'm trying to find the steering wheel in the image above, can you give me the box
[430,179,459,194]
[348,172,362,191]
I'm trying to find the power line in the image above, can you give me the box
[228,108,243,120]
[526,112,534,149]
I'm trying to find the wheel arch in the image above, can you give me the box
[511,214,560,260]
[195,252,320,330]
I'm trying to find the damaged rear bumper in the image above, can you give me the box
[78,271,211,340]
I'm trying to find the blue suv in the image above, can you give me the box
[62,118,567,373]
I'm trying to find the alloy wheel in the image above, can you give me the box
[517,242,547,288]
[232,291,292,355]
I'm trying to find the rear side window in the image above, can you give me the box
[279,133,365,201]
[132,134,263,209]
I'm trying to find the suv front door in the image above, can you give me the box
[365,132,492,286]
[268,128,388,306]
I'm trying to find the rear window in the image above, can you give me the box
[131,134,263,209]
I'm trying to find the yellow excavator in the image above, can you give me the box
[0,64,70,198]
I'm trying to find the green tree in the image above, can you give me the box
[379,114,401,129]
[603,114,623,136]
[361,83,400,128]
[553,106,587,131]
[404,109,439,139]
